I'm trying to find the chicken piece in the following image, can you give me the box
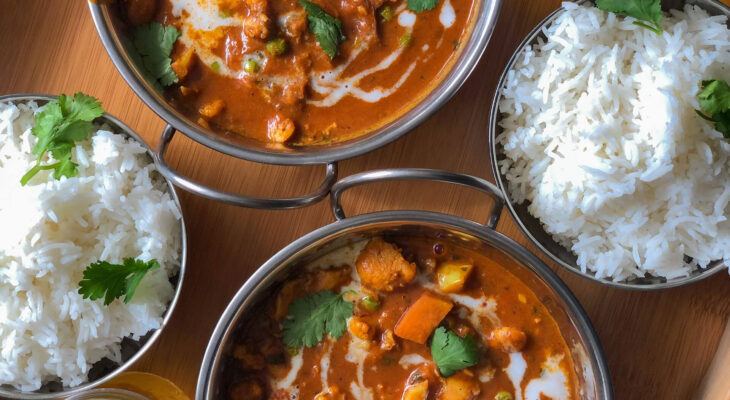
[487,327,527,353]
[307,266,352,292]
[402,367,432,400]
[438,371,480,400]
[355,238,416,291]
[278,53,310,106]
[339,0,378,46]
[282,11,308,39]
[403,380,429,400]
[199,99,225,119]
[314,386,346,400]
[233,344,266,370]
[243,0,272,39]
[348,317,374,341]
[124,0,157,26]
[170,46,197,81]
[274,279,305,320]
[380,329,397,351]
[230,381,264,400]
[267,113,295,143]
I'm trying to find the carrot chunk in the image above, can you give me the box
[394,291,453,344]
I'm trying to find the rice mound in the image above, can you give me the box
[0,100,182,390]
[497,3,730,281]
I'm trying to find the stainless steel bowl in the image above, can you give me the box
[489,0,730,290]
[0,94,187,399]
[88,0,503,208]
[197,169,613,400]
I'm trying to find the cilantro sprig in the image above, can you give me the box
[78,258,160,306]
[20,93,104,186]
[299,0,346,59]
[430,327,480,377]
[133,23,181,87]
[407,0,440,13]
[596,0,663,35]
[697,79,730,139]
[282,290,354,348]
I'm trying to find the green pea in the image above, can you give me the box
[494,392,513,400]
[244,59,260,74]
[266,38,288,56]
[361,295,381,311]
[379,5,394,21]
[210,61,220,72]
[400,34,413,48]
[286,346,299,356]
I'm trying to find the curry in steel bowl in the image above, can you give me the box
[225,236,581,400]
[119,0,479,145]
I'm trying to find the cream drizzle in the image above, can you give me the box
[505,352,527,400]
[346,337,374,400]
[439,0,456,28]
[275,350,304,390]
[524,355,570,400]
[398,353,429,369]
[320,339,334,390]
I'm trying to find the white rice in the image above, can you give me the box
[0,100,182,390]
[497,3,730,281]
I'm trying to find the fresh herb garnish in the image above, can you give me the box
[407,0,440,13]
[282,290,354,348]
[133,22,181,87]
[299,0,346,59]
[697,79,730,138]
[430,327,480,377]
[78,258,160,306]
[20,93,104,186]
[596,0,663,34]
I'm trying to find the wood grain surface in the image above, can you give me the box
[1,1,729,399]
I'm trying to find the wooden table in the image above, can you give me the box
[2,1,729,399]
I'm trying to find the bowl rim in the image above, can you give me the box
[488,0,730,290]
[87,0,503,166]
[0,93,188,399]
[196,210,614,400]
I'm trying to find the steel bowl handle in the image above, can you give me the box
[330,168,504,229]
[155,125,338,209]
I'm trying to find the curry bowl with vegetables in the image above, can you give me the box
[197,211,613,400]
[89,0,502,162]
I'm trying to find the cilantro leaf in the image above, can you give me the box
[697,79,730,139]
[407,0,440,13]
[699,80,730,114]
[78,259,160,306]
[596,0,663,34]
[20,93,104,186]
[282,290,354,348]
[430,327,480,377]
[299,0,346,59]
[133,23,181,87]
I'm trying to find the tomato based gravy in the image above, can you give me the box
[226,236,580,400]
[121,0,476,146]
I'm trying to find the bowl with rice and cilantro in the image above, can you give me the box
[0,93,186,398]
[489,0,730,289]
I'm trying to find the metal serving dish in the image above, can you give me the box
[489,0,730,290]
[197,169,613,400]
[0,94,187,399]
[88,0,503,209]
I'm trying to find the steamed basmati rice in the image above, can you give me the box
[497,3,730,281]
[0,100,182,390]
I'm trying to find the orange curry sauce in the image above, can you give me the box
[228,237,580,400]
[122,0,476,145]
